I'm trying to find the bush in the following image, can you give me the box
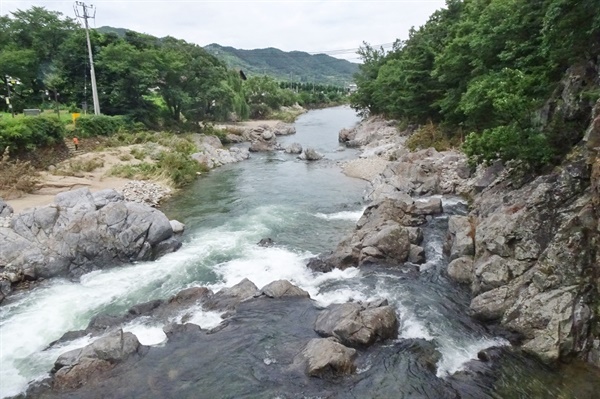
[0,116,65,153]
[157,151,202,187]
[406,122,455,152]
[74,115,131,137]
[463,124,554,168]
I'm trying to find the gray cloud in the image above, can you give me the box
[1,0,445,61]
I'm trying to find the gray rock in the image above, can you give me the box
[0,198,13,217]
[301,148,323,161]
[261,130,274,141]
[92,189,124,210]
[315,302,398,347]
[446,216,474,261]
[170,220,185,234]
[0,188,182,297]
[408,245,425,264]
[474,160,504,192]
[53,329,143,390]
[362,223,411,264]
[260,280,310,298]
[273,122,296,136]
[249,140,276,152]
[257,237,274,247]
[447,256,474,284]
[284,143,303,154]
[302,338,356,377]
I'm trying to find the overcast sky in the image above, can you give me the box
[1,0,446,62]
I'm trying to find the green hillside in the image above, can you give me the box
[96,26,129,38]
[95,27,358,87]
[205,44,358,87]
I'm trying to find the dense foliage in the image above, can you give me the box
[0,7,348,135]
[0,116,65,151]
[351,0,600,168]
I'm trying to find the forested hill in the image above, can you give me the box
[351,0,600,170]
[97,27,358,86]
[204,44,358,86]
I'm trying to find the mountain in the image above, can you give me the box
[94,27,359,87]
[204,44,358,87]
[96,26,129,38]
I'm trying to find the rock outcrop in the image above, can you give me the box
[314,300,398,347]
[0,188,183,302]
[191,134,250,169]
[317,195,441,269]
[53,329,145,390]
[301,338,357,378]
[336,99,600,367]
[466,151,597,363]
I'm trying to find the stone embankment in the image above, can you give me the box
[327,99,600,367]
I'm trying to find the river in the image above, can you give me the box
[1,106,600,398]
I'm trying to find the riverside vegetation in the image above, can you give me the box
[351,0,600,170]
[0,6,349,197]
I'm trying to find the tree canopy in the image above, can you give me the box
[0,7,349,130]
[351,0,600,168]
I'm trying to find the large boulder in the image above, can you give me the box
[0,188,182,300]
[273,122,296,136]
[284,143,303,154]
[321,196,441,269]
[314,301,398,347]
[53,329,144,390]
[302,338,357,378]
[445,216,474,261]
[300,148,323,161]
[260,280,310,298]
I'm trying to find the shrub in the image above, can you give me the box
[74,115,131,137]
[0,116,65,153]
[156,151,202,187]
[0,148,40,198]
[406,122,454,152]
[463,124,554,168]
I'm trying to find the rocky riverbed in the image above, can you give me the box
[331,100,600,367]
[3,105,600,398]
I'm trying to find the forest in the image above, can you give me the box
[351,0,600,169]
[0,7,348,132]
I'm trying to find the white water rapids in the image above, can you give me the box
[0,107,507,398]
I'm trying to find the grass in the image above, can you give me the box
[269,107,305,123]
[1,109,76,125]
[52,156,105,176]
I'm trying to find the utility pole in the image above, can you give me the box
[5,76,14,118]
[74,1,100,115]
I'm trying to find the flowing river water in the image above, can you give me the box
[2,106,600,398]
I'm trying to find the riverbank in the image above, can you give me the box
[331,112,600,370]
[2,119,287,214]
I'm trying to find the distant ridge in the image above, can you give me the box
[205,44,358,86]
[96,26,129,38]
[94,27,358,86]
